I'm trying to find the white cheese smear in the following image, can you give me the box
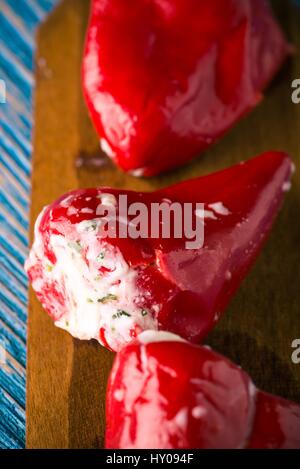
[138,330,185,344]
[26,215,158,351]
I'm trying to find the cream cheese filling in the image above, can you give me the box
[26,214,158,351]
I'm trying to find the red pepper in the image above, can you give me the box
[82,0,289,176]
[105,332,300,449]
[25,151,293,351]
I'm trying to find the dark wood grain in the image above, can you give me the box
[27,0,300,448]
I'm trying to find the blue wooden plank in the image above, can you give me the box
[0,0,59,449]
[0,389,25,448]
[0,251,28,290]
[0,13,34,70]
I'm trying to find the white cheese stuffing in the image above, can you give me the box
[208,202,231,216]
[195,202,230,222]
[191,406,207,419]
[113,389,125,402]
[138,330,185,344]
[225,270,232,281]
[100,138,116,158]
[98,192,117,207]
[129,168,146,177]
[203,210,217,220]
[67,206,78,216]
[80,207,94,214]
[282,181,291,192]
[173,407,188,431]
[26,215,158,351]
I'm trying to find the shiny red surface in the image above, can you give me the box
[82,0,289,175]
[26,151,293,345]
[248,391,300,449]
[105,339,300,449]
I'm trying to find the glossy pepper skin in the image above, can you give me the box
[82,0,289,176]
[25,151,293,351]
[105,332,300,449]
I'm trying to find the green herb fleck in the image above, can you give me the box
[98,294,118,304]
[46,264,53,272]
[65,320,69,327]
[68,240,82,252]
[86,222,97,232]
[96,252,105,262]
[141,309,148,317]
[94,275,101,281]
[112,310,131,319]
[87,298,94,303]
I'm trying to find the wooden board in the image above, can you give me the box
[26,0,300,448]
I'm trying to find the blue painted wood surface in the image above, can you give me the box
[0,0,58,449]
